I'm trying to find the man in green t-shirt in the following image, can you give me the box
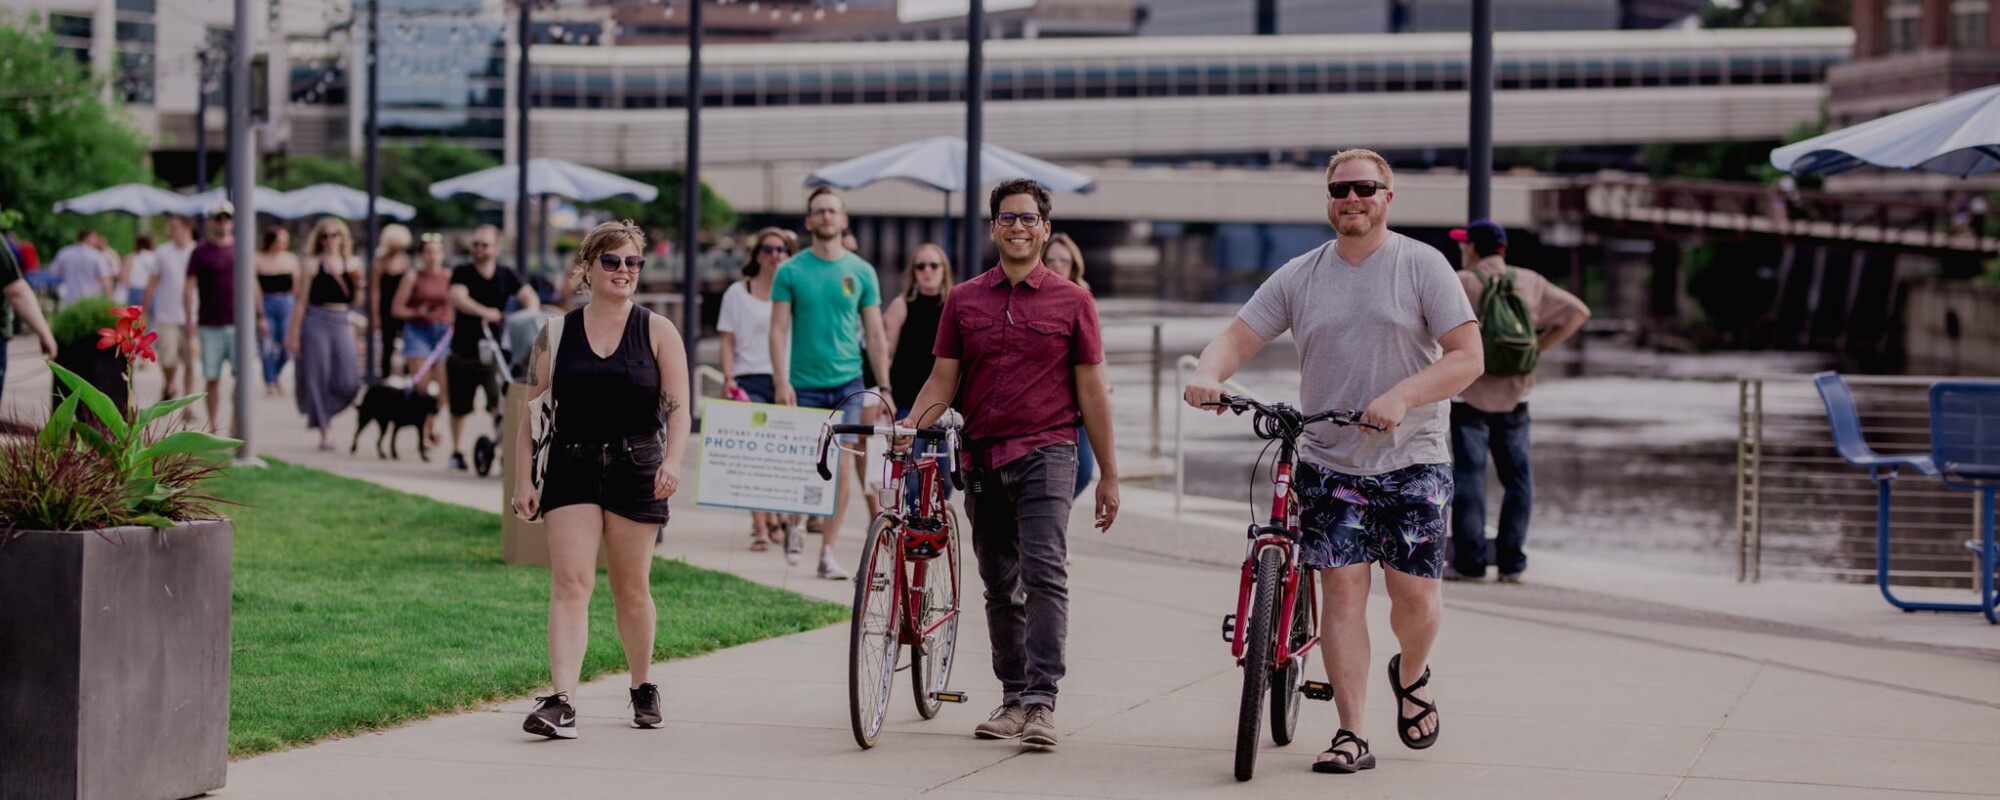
[0,208,59,400]
[770,186,892,581]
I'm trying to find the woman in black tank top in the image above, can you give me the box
[510,220,690,739]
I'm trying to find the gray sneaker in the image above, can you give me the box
[783,521,802,566]
[1021,704,1058,747]
[974,704,1027,739]
[817,552,849,581]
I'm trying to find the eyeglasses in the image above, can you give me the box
[598,253,646,272]
[1327,180,1387,200]
[470,241,492,249]
[758,244,788,255]
[912,261,943,271]
[994,212,1044,228]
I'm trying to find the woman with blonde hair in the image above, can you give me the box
[717,226,797,555]
[1044,232,1096,499]
[512,220,691,740]
[370,223,414,377]
[883,241,953,419]
[286,217,366,450]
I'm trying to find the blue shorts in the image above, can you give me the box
[1295,461,1452,579]
[401,321,449,361]
[795,377,866,434]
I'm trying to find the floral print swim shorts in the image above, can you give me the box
[1295,461,1452,578]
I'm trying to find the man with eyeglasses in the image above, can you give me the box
[446,224,541,472]
[902,178,1119,749]
[770,187,892,580]
[1183,149,1482,775]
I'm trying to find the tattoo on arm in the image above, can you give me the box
[526,325,550,387]
[660,394,682,420]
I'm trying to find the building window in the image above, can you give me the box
[1886,0,1922,54]
[1952,0,1988,50]
[49,13,91,65]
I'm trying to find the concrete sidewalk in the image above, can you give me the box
[6,337,1998,799]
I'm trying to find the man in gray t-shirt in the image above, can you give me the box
[1184,149,1482,775]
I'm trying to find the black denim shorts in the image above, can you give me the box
[541,432,671,524]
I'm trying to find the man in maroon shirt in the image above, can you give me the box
[902,179,1119,749]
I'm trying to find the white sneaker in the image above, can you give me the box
[783,521,802,566]
[817,552,849,581]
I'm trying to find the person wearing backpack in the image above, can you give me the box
[1447,220,1590,584]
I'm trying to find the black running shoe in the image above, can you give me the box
[448,452,468,473]
[523,693,577,740]
[630,683,663,729]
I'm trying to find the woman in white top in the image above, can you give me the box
[716,226,794,554]
[121,234,156,308]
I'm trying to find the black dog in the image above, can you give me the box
[351,384,440,462]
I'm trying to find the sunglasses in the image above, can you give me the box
[598,253,646,272]
[470,241,492,249]
[758,244,788,255]
[319,232,345,240]
[912,261,943,271]
[1327,180,1387,200]
[993,212,1044,227]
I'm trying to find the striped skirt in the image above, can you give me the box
[295,305,362,431]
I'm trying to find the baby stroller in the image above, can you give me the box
[470,308,561,477]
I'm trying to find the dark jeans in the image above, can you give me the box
[1450,401,1533,577]
[967,442,1078,710]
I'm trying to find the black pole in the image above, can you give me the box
[229,0,255,460]
[364,0,381,379]
[1469,0,1493,221]
[683,0,702,387]
[960,0,984,280]
[517,0,532,278]
[222,67,234,201]
[1255,0,1276,35]
[195,49,209,192]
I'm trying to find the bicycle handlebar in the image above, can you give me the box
[1200,394,1383,436]
[815,421,959,481]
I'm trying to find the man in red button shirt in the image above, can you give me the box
[903,179,1119,749]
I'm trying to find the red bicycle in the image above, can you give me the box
[1205,394,1376,781]
[816,411,967,749]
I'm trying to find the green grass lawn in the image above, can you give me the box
[215,460,848,757]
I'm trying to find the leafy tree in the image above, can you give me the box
[380,140,499,230]
[582,169,737,243]
[0,12,152,253]
[266,154,362,191]
[1700,0,1849,29]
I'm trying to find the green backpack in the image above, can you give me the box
[1476,268,1538,377]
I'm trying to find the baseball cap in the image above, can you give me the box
[1449,219,1506,250]
[205,199,235,219]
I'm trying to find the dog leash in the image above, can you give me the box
[405,327,453,398]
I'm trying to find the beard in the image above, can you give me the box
[1330,205,1383,237]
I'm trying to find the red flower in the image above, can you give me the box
[96,307,159,363]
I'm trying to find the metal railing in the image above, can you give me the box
[1173,354,1263,515]
[1736,374,1997,588]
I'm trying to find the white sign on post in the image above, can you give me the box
[696,400,840,516]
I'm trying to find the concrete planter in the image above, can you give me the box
[0,520,233,800]
[50,339,130,413]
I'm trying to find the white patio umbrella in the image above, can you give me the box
[52,184,194,216]
[427,158,659,203]
[1771,83,2000,178]
[803,136,1097,194]
[174,186,293,218]
[276,183,417,221]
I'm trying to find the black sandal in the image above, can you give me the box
[1387,653,1440,750]
[1311,728,1376,774]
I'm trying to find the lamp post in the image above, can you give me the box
[1469,0,1493,221]
[517,0,532,279]
[364,0,381,379]
[960,0,983,280]
[229,0,256,461]
[683,0,703,387]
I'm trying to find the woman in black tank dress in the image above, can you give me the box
[883,243,955,501]
[512,220,691,740]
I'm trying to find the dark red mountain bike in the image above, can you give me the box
[1204,394,1377,781]
[816,413,967,749]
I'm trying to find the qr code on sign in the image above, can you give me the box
[802,485,824,506]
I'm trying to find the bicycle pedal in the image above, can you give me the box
[1220,614,1238,642]
[1300,680,1335,701]
[929,690,969,704]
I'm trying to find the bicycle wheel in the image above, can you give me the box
[1270,567,1310,746]
[1234,546,1283,781]
[911,505,962,720]
[848,515,902,749]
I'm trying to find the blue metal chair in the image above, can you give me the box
[1810,373,1948,614]
[1928,380,2000,623]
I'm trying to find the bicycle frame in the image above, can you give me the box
[1227,436,1319,667]
[881,449,959,645]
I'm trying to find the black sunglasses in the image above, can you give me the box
[598,253,645,272]
[758,244,788,255]
[912,261,943,271]
[1327,180,1386,200]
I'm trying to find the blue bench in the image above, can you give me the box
[1813,372,1998,623]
